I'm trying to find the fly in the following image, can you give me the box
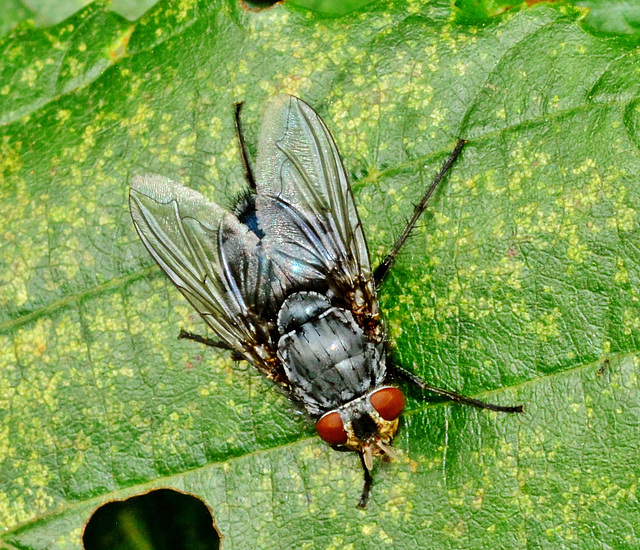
[129,95,523,508]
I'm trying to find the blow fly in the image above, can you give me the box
[129,95,522,508]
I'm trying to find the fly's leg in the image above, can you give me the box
[178,329,252,366]
[178,329,248,362]
[376,139,522,414]
[178,329,234,350]
[179,330,245,361]
[234,102,257,191]
[357,452,373,509]
[391,363,523,414]
[373,139,467,286]
[334,446,373,507]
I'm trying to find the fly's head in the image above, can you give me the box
[315,386,406,469]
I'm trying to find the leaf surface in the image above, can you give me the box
[2,1,640,548]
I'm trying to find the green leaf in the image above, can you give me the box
[19,0,94,26]
[2,1,640,548]
[0,0,33,38]
[577,0,640,39]
[286,0,375,16]
[0,0,162,27]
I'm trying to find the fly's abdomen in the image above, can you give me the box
[277,292,385,414]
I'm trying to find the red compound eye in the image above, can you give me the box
[316,411,348,445]
[369,387,405,421]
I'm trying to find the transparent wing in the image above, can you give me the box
[255,95,374,303]
[129,174,280,376]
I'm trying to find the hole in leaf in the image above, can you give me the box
[241,0,282,10]
[83,489,221,550]
[241,0,374,14]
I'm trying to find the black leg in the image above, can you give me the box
[234,102,257,191]
[373,139,467,286]
[357,452,373,509]
[179,330,245,361]
[391,363,523,414]
[178,329,234,350]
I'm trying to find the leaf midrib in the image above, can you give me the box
[3,344,620,536]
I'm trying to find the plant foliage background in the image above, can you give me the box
[1,0,640,548]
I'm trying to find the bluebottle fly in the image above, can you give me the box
[129,95,523,508]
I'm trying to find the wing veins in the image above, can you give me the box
[136,199,218,307]
[298,107,355,250]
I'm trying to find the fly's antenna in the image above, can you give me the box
[357,452,373,509]
[234,101,257,191]
[373,138,466,286]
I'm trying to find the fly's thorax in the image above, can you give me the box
[347,278,384,345]
[277,291,331,333]
[316,386,405,454]
[276,291,387,415]
[233,191,265,239]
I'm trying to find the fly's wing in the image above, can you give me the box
[255,95,377,319]
[130,174,281,380]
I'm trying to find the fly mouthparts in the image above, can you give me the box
[376,439,397,460]
[362,445,373,470]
